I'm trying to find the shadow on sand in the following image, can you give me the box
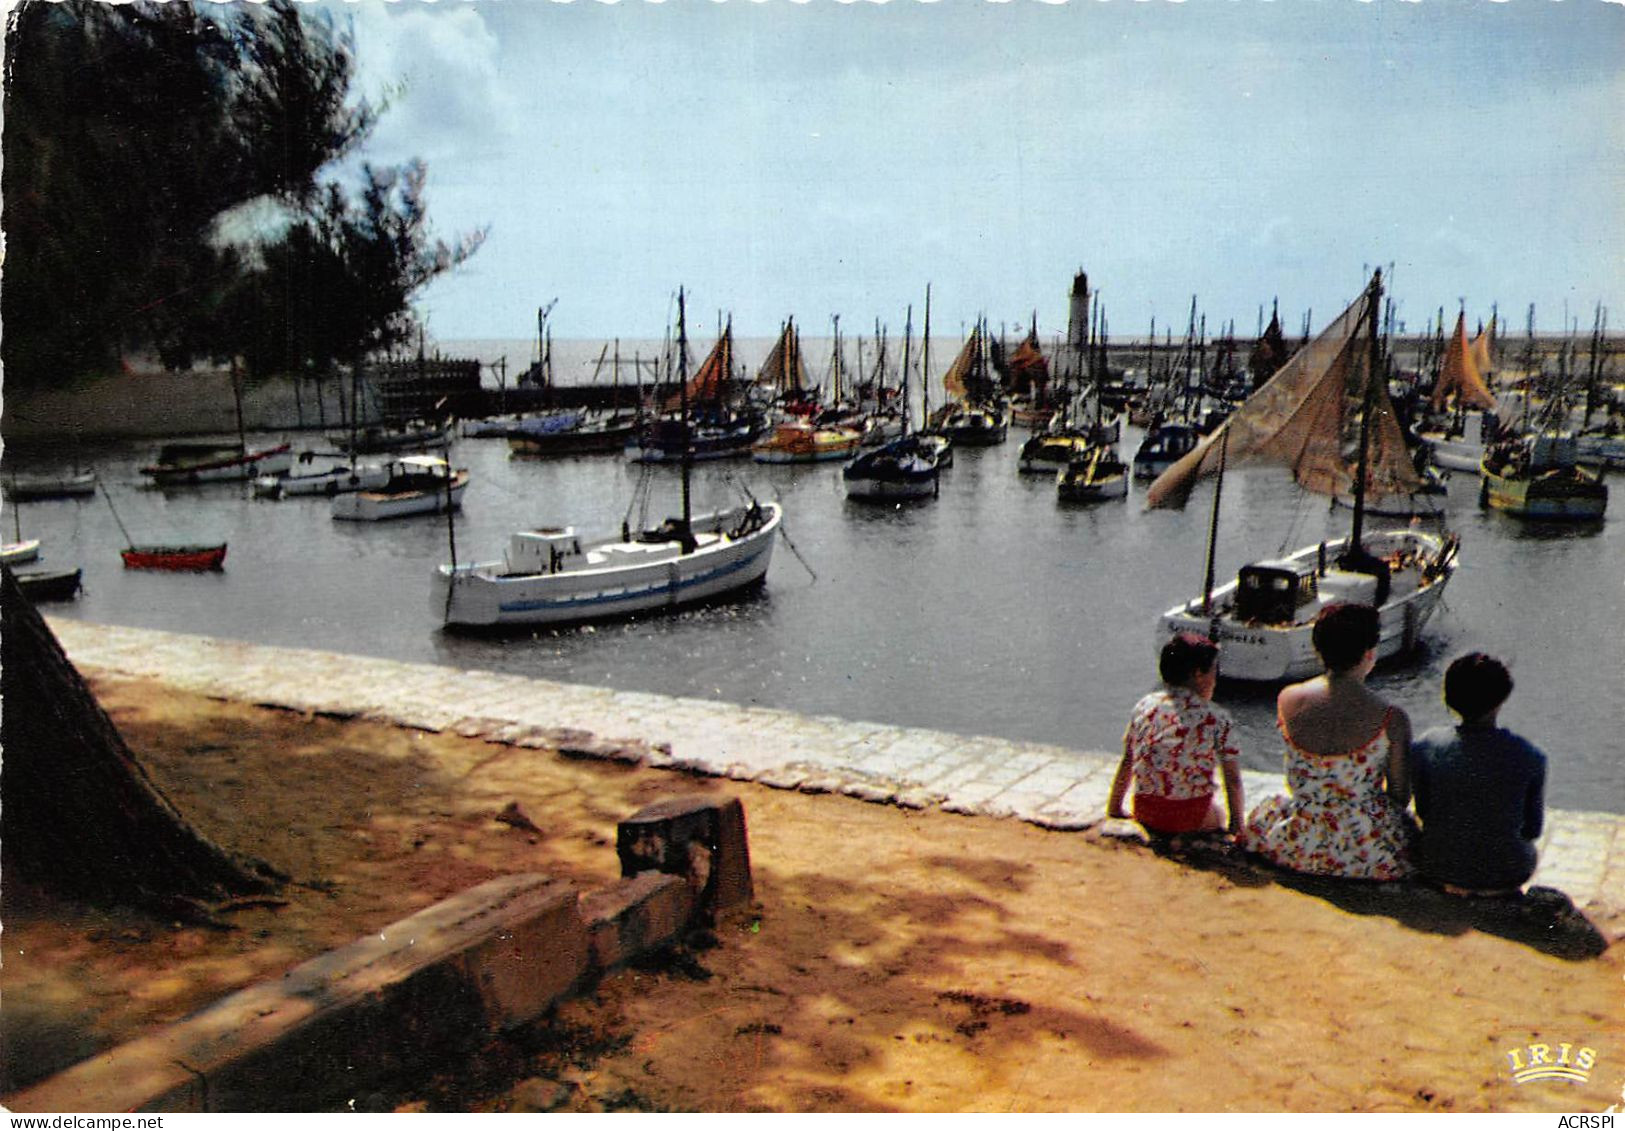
[1142,833,1610,961]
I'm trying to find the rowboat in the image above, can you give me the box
[1056,448,1129,503]
[121,543,228,571]
[1,539,41,566]
[14,567,83,601]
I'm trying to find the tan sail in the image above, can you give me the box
[1430,312,1499,413]
[1468,314,1495,376]
[941,323,983,401]
[1146,275,1422,509]
[757,318,808,395]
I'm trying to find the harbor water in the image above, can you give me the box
[7,340,1623,814]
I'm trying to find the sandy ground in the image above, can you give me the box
[3,675,1621,1113]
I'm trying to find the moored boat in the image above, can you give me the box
[1148,270,1459,682]
[1132,421,1200,481]
[843,435,942,500]
[14,566,83,601]
[751,420,863,464]
[1,539,41,566]
[1056,447,1129,503]
[1480,433,1608,520]
[253,454,393,499]
[121,543,228,571]
[435,502,780,628]
[437,290,780,629]
[331,455,469,521]
[4,471,97,500]
[141,441,293,486]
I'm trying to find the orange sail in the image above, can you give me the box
[668,319,735,410]
[1146,274,1422,509]
[1431,312,1499,413]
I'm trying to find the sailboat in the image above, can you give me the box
[628,318,766,462]
[1417,312,1503,473]
[1056,444,1129,503]
[1149,271,1460,683]
[751,319,864,464]
[932,318,1010,445]
[436,290,781,628]
[844,301,943,500]
[141,360,293,485]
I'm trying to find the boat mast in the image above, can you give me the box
[676,289,696,553]
[900,304,914,437]
[921,285,933,424]
[1349,269,1383,554]
[1199,427,1229,617]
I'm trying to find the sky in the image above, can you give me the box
[325,0,1625,346]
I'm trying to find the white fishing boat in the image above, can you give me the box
[1149,270,1460,682]
[331,455,468,521]
[433,502,780,628]
[436,289,781,628]
[253,454,392,498]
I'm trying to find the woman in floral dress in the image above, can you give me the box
[1242,603,1416,880]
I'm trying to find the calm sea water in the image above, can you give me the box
[8,338,1622,813]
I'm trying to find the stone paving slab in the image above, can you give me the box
[43,618,1625,919]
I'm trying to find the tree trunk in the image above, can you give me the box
[1,565,282,921]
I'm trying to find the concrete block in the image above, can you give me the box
[580,872,696,971]
[617,795,754,916]
[9,875,586,1114]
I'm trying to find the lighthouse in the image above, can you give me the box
[1066,270,1090,379]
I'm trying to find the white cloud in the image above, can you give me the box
[341,1,519,168]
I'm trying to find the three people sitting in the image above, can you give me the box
[1115,606,1547,897]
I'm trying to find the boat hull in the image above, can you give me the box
[331,471,469,521]
[142,443,293,485]
[435,503,781,628]
[1,539,42,566]
[122,544,227,571]
[4,472,97,500]
[15,567,83,601]
[1160,529,1456,683]
[1480,464,1607,520]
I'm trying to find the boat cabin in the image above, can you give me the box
[507,527,583,574]
[1234,559,1320,625]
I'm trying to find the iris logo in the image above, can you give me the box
[1504,1042,1597,1085]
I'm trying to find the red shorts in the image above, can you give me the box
[1133,793,1216,835]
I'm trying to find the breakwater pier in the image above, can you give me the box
[47,618,1625,919]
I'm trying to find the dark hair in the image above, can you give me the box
[1443,652,1513,720]
[1311,603,1380,673]
[1160,632,1219,685]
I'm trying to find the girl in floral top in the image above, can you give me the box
[1108,632,1246,835]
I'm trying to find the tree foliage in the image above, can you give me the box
[2,0,481,390]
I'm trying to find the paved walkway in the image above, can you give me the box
[47,618,1625,918]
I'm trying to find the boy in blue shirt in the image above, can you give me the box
[1410,653,1547,895]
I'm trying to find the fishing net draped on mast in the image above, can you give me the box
[1145,276,1423,510]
